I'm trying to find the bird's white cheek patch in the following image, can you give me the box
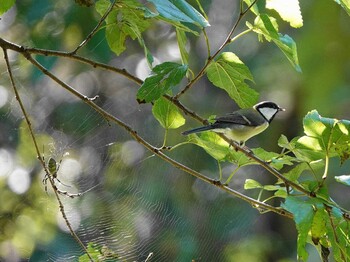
[259,107,278,121]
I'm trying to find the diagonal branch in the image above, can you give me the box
[2,48,94,262]
[0,35,309,196]
[0,37,143,85]
[23,53,292,218]
[71,0,117,54]
[174,0,259,99]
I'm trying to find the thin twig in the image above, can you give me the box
[71,0,117,54]
[174,0,259,99]
[325,205,346,261]
[0,38,142,85]
[2,48,94,262]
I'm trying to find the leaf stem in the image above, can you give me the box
[71,0,116,54]
[322,154,329,180]
[161,129,169,149]
[217,160,223,181]
[224,166,240,185]
[203,29,211,59]
[0,37,143,86]
[230,28,253,43]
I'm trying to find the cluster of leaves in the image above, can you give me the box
[190,110,350,261]
[94,0,306,112]
[246,111,350,261]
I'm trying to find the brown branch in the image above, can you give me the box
[71,0,117,54]
[2,48,94,262]
[0,35,309,196]
[0,35,308,195]
[325,205,346,261]
[0,37,142,85]
[23,53,292,218]
[174,0,259,99]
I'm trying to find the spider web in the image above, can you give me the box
[22,88,260,262]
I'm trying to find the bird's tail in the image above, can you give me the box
[182,125,214,136]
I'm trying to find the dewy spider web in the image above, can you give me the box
[22,88,258,261]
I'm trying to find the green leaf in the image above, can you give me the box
[282,196,317,261]
[283,160,324,182]
[176,28,189,65]
[148,0,210,28]
[0,0,15,15]
[152,97,185,129]
[284,162,308,182]
[206,52,258,108]
[244,179,263,190]
[96,0,152,56]
[335,175,350,186]
[333,120,350,164]
[157,16,200,35]
[266,0,303,28]
[247,14,301,72]
[263,185,281,191]
[243,0,260,15]
[188,132,230,161]
[310,208,327,245]
[296,110,350,163]
[274,188,288,198]
[226,147,293,170]
[95,0,110,15]
[79,243,100,262]
[334,0,350,16]
[79,242,120,261]
[253,148,294,170]
[278,135,305,156]
[105,22,127,55]
[327,207,350,261]
[137,62,188,103]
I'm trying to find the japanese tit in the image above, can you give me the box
[182,101,285,146]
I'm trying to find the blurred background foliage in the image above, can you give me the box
[0,0,350,261]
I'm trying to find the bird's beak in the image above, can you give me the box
[279,107,286,112]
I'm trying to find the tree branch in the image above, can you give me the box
[174,0,259,99]
[0,35,309,196]
[71,0,117,54]
[0,37,143,85]
[22,53,292,218]
[2,47,94,262]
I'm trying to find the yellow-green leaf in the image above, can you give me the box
[206,52,258,108]
[266,0,303,28]
[0,0,15,15]
[152,97,185,129]
[188,132,230,161]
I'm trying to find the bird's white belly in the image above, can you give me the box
[214,122,269,143]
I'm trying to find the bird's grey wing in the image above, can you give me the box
[214,109,265,127]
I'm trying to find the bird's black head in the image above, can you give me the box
[254,101,285,123]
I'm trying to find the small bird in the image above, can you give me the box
[182,101,285,146]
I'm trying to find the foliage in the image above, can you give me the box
[1,0,350,261]
[206,52,258,108]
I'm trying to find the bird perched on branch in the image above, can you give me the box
[182,101,285,146]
